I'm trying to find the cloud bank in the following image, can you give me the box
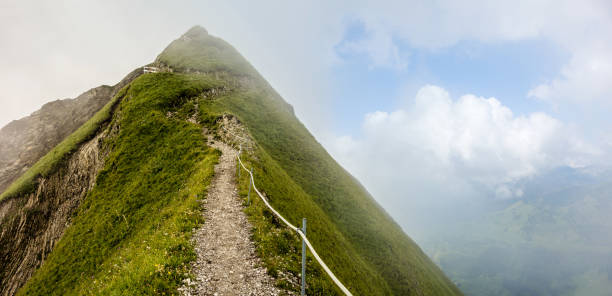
[326,85,600,218]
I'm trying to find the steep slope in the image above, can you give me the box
[13,74,222,295]
[0,68,140,196]
[0,123,109,296]
[0,70,142,295]
[157,26,461,295]
[3,26,461,295]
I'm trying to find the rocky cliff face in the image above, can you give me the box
[0,68,141,195]
[0,68,141,295]
[0,127,110,296]
[0,87,111,195]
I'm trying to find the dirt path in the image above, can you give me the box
[180,138,280,296]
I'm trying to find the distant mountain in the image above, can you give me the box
[0,26,461,295]
[425,166,612,296]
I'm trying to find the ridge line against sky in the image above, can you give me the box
[2,0,611,238]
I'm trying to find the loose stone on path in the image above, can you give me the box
[179,138,280,296]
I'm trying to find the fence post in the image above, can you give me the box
[247,168,253,205]
[238,145,242,178]
[301,218,307,296]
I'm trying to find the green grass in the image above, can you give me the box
[15,26,462,295]
[0,87,126,202]
[167,26,462,295]
[18,73,222,295]
[199,88,461,295]
[235,140,384,294]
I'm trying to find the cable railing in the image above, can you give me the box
[223,126,353,296]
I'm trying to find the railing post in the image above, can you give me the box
[247,168,253,205]
[238,145,242,178]
[301,218,307,296]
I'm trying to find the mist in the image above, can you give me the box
[3,1,612,295]
[421,166,612,295]
[324,85,612,295]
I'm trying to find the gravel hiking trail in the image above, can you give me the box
[179,138,280,296]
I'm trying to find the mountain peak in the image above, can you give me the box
[156,25,257,77]
[182,25,208,39]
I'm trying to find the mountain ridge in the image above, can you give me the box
[0,67,142,200]
[1,26,461,295]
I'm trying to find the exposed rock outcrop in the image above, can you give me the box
[0,127,109,296]
[0,68,141,195]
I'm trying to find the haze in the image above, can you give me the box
[2,1,612,294]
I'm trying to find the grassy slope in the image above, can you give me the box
[14,25,461,295]
[0,89,123,201]
[18,73,221,295]
[159,26,462,295]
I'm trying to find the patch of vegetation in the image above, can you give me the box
[158,26,461,295]
[0,87,126,202]
[18,73,221,295]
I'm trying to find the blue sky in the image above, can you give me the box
[330,20,570,135]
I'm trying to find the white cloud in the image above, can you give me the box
[323,84,605,238]
[326,85,599,205]
[528,43,612,103]
[336,22,409,70]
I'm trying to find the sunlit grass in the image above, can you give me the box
[18,73,221,295]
